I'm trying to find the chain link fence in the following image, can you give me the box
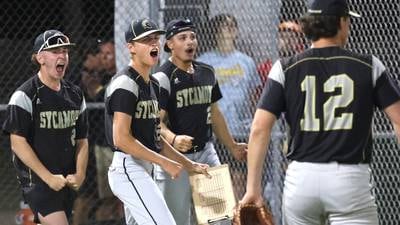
[0,0,399,225]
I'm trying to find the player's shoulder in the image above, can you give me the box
[106,66,140,97]
[156,60,177,78]
[109,66,139,86]
[15,75,41,99]
[150,74,160,88]
[193,60,215,74]
[340,48,372,65]
[62,79,82,94]
[282,47,373,71]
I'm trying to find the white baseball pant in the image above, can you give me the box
[283,161,379,225]
[108,151,176,225]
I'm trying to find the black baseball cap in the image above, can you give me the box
[125,18,165,43]
[308,0,361,18]
[33,30,75,53]
[164,18,195,52]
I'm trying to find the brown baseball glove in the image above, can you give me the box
[232,203,274,225]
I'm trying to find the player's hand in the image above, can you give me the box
[187,162,212,178]
[162,158,184,180]
[173,135,194,152]
[230,142,247,161]
[240,190,264,207]
[46,174,68,191]
[66,173,85,191]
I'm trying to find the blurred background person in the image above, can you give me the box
[73,39,122,225]
[98,39,116,85]
[197,13,261,201]
[73,40,102,225]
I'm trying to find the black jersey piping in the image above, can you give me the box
[284,56,372,73]
[123,157,157,224]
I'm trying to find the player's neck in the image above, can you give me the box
[312,37,344,48]
[170,57,194,74]
[38,71,61,91]
[130,61,151,83]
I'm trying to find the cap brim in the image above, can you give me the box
[42,43,76,51]
[349,11,361,18]
[132,29,166,41]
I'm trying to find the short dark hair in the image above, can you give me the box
[299,14,343,41]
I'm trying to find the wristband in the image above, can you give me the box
[171,135,177,146]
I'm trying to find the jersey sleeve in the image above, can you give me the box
[75,96,89,139]
[257,60,286,117]
[105,75,138,116]
[211,80,223,103]
[2,90,33,138]
[372,56,400,109]
[152,72,170,110]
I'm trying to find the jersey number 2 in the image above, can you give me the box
[300,74,354,131]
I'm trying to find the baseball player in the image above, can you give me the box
[153,18,247,225]
[2,30,89,225]
[240,0,400,224]
[105,18,209,225]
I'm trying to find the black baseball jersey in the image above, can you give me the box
[153,60,222,147]
[258,47,400,163]
[2,75,88,186]
[105,66,161,153]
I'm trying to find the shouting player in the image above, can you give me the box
[105,18,209,225]
[2,30,89,225]
[153,18,247,225]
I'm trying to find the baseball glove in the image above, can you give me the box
[232,203,274,225]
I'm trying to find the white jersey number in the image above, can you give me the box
[300,74,354,131]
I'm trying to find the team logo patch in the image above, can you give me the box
[142,20,153,30]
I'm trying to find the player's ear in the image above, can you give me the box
[35,53,45,65]
[166,40,173,52]
[127,42,136,55]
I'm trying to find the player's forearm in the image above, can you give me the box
[160,137,192,169]
[114,130,169,166]
[160,121,176,145]
[159,109,177,144]
[10,134,53,182]
[383,100,400,143]
[246,129,270,193]
[75,138,89,179]
[246,110,276,193]
[211,104,236,150]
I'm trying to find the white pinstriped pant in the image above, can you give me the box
[283,161,379,225]
[108,151,176,225]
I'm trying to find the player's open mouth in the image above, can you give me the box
[185,48,194,54]
[150,49,158,58]
[56,63,65,73]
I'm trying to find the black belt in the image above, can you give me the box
[184,142,206,154]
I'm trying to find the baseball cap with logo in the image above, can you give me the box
[125,18,165,43]
[164,18,195,52]
[33,30,75,54]
[308,0,361,18]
